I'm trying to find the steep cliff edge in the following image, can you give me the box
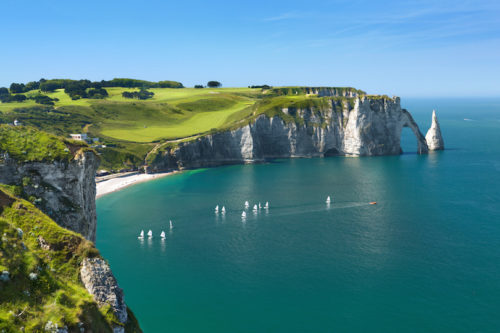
[0,186,141,332]
[146,94,430,171]
[0,125,98,241]
[425,110,445,150]
[0,126,141,332]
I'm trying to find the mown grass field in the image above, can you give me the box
[0,87,260,142]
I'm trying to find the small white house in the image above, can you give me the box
[70,133,88,141]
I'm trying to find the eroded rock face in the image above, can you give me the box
[148,96,429,171]
[0,150,99,241]
[425,110,445,150]
[80,258,127,332]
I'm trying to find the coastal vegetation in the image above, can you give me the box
[0,78,377,171]
[0,185,141,332]
[0,125,75,162]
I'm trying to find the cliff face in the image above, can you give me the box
[81,258,129,332]
[0,150,99,241]
[148,96,429,171]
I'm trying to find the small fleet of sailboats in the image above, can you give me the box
[138,221,173,240]
[136,195,380,239]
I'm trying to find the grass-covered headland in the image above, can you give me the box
[0,78,377,172]
[0,185,141,332]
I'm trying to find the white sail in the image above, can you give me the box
[258,202,262,209]
[221,206,226,213]
[160,231,166,238]
[244,201,249,208]
[326,196,331,203]
[253,204,258,211]
[241,211,246,218]
[215,205,219,213]
[265,201,269,209]
[138,230,144,239]
[169,220,173,229]
[147,230,153,238]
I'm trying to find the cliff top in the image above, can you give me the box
[0,125,91,163]
[0,185,141,331]
[266,86,366,96]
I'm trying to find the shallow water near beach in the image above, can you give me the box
[97,98,500,332]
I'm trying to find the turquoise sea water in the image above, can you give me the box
[97,98,500,332]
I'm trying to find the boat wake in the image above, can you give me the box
[267,202,373,218]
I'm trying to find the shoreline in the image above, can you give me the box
[96,171,178,199]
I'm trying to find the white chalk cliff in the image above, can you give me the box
[425,110,445,150]
[147,94,436,172]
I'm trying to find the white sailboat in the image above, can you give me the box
[221,206,226,214]
[138,230,144,239]
[241,211,247,218]
[160,231,166,239]
[244,201,249,209]
[326,196,331,204]
[147,230,153,238]
[258,202,262,209]
[169,220,173,230]
[215,205,219,213]
[264,201,269,209]
[253,204,258,211]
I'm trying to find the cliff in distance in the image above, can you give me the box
[146,92,436,172]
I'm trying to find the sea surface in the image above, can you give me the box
[97,98,500,332]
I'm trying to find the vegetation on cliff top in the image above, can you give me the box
[0,125,95,164]
[0,185,141,332]
[0,125,74,163]
[0,82,386,171]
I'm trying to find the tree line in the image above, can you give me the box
[4,78,184,93]
[0,88,59,105]
[121,88,155,100]
[1,78,230,104]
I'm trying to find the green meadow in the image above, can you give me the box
[0,87,259,142]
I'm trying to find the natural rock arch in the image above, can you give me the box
[401,109,429,154]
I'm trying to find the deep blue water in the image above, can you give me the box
[97,98,500,332]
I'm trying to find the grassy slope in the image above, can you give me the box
[0,88,259,142]
[0,185,141,332]
[0,125,81,163]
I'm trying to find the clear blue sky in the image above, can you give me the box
[1,0,499,96]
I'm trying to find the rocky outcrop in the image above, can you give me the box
[425,110,444,150]
[81,258,128,333]
[0,149,99,241]
[147,95,430,171]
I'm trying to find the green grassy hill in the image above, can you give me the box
[0,84,367,171]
